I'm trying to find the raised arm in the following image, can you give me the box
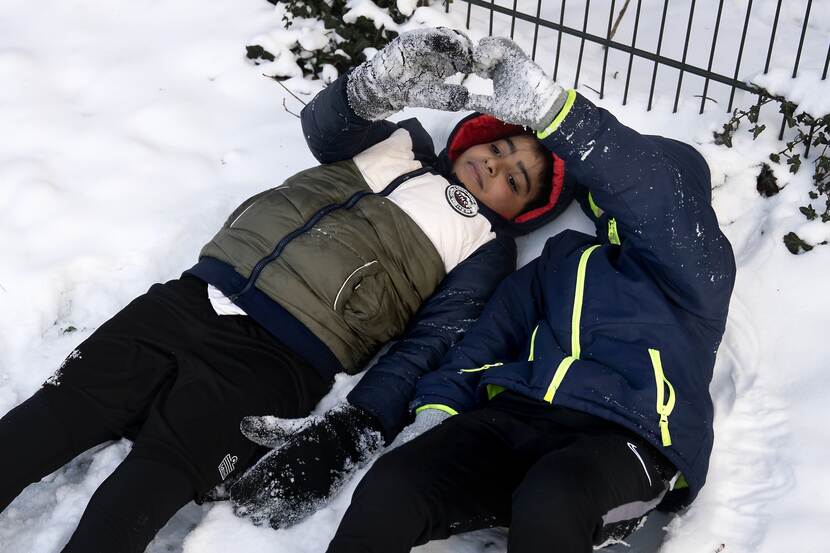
[466,36,734,323]
[538,94,735,322]
[300,72,400,164]
[301,27,475,164]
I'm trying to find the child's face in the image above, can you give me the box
[452,134,546,220]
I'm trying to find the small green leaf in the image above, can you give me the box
[245,45,275,62]
[799,205,818,220]
[769,153,780,163]
[788,154,802,174]
[751,124,766,140]
[756,163,780,197]
[783,232,813,254]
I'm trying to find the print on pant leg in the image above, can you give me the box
[218,453,239,481]
[44,348,83,387]
[626,442,653,487]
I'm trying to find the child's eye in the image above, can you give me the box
[490,144,500,155]
[508,175,517,192]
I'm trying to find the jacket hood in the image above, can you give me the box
[437,112,576,236]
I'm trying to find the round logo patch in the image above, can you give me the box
[445,184,479,218]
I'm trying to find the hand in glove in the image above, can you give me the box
[387,408,451,450]
[229,404,384,529]
[465,36,569,131]
[346,27,475,121]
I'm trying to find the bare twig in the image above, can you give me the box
[583,84,601,96]
[605,0,632,50]
[282,98,300,119]
[265,74,308,107]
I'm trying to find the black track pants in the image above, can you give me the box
[0,276,330,553]
[328,393,674,553]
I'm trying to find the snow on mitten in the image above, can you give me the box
[465,36,569,131]
[346,27,474,121]
[229,404,383,529]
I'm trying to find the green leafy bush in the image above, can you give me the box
[714,86,830,254]
[247,0,436,81]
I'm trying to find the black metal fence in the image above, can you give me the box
[444,0,829,127]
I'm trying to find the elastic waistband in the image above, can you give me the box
[184,257,343,382]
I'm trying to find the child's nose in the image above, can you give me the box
[485,158,499,175]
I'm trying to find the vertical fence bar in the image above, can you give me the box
[647,0,670,112]
[672,0,697,113]
[600,0,617,100]
[445,0,449,14]
[531,0,543,60]
[727,0,753,112]
[764,0,783,73]
[509,0,519,38]
[574,0,591,89]
[553,0,567,81]
[823,39,830,79]
[622,0,642,106]
[699,0,724,114]
[792,0,813,78]
[466,1,472,30]
[780,0,813,139]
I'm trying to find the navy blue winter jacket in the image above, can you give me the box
[413,93,736,505]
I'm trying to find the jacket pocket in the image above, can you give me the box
[649,348,676,447]
[335,259,407,344]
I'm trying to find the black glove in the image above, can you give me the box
[229,404,384,529]
[346,27,475,120]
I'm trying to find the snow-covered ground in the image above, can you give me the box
[1,0,828,552]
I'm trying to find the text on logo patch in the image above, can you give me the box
[445,184,479,217]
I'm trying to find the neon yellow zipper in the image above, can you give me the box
[543,245,600,402]
[459,362,503,373]
[648,348,676,447]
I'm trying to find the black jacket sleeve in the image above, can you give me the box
[300,70,401,164]
[347,235,517,442]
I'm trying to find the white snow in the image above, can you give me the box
[1,1,829,553]
[752,69,830,118]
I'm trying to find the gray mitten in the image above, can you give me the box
[387,408,451,450]
[346,27,475,121]
[465,36,569,131]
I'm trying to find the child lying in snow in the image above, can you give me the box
[0,28,577,551]
[323,37,737,552]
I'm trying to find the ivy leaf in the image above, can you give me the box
[799,205,818,220]
[783,232,813,254]
[713,130,733,148]
[750,124,766,140]
[769,153,780,163]
[756,163,780,197]
[747,104,760,124]
[787,154,802,174]
[809,191,819,199]
[246,45,275,62]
